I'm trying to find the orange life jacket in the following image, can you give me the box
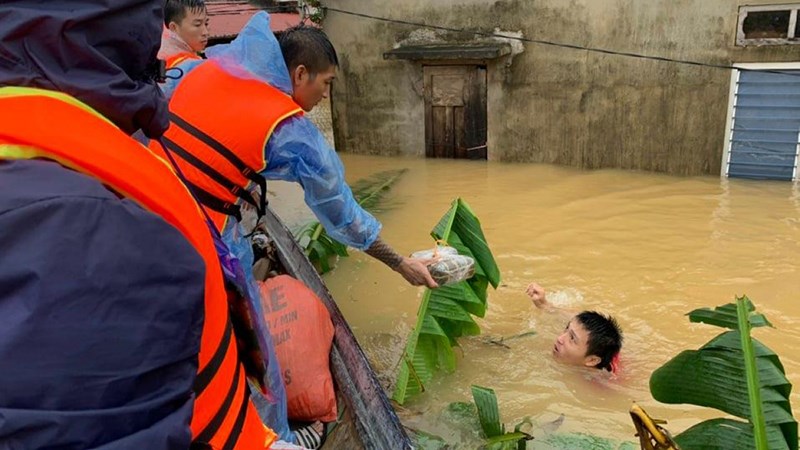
[150,60,303,231]
[167,51,201,69]
[0,87,275,450]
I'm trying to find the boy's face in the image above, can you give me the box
[291,64,336,112]
[552,317,601,368]
[168,7,209,53]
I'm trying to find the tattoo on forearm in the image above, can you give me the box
[365,237,403,269]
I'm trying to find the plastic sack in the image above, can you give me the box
[258,275,338,422]
[411,245,476,286]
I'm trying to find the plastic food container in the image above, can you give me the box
[411,245,476,286]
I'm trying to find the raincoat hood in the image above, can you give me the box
[205,12,293,96]
[158,27,196,61]
[0,0,169,138]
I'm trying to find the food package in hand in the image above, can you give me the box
[411,245,475,286]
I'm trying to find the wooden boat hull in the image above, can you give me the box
[261,207,413,450]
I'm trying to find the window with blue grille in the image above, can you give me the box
[725,69,800,181]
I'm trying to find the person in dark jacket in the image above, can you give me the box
[0,1,235,448]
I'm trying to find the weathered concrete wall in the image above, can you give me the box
[324,0,800,175]
[306,97,335,147]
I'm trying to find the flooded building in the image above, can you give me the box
[323,0,800,177]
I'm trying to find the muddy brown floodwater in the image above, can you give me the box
[270,153,800,448]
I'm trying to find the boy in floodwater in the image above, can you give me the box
[526,282,623,373]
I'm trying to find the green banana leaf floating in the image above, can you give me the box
[649,296,797,450]
[392,198,501,404]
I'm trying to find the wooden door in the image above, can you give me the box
[424,65,487,159]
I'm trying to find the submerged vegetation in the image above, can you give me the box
[471,385,533,449]
[406,386,637,450]
[293,168,407,273]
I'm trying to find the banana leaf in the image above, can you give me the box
[674,419,792,450]
[485,433,529,450]
[349,168,408,213]
[392,198,500,404]
[431,200,501,291]
[471,385,532,450]
[688,298,773,330]
[650,297,797,450]
[472,385,504,438]
[292,168,407,274]
[292,220,348,273]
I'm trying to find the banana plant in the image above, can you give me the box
[649,296,797,450]
[392,198,501,404]
[292,168,408,274]
[471,385,533,450]
[292,219,348,273]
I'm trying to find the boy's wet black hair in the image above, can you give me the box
[164,0,206,26]
[576,311,623,371]
[277,24,339,77]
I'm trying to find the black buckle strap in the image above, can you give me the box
[256,176,267,220]
[185,180,242,223]
[161,137,259,213]
[169,112,268,217]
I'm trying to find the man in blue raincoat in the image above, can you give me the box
[160,12,438,289]
[154,13,439,446]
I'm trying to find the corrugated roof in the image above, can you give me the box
[207,2,301,38]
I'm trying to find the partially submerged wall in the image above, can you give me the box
[324,0,800,175]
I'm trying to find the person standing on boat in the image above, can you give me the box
[154,12,439,291]
[0,0,278,448]
[159,0,210,68]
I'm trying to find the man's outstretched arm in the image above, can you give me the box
[265,118,438,288]
[365,237,438,288]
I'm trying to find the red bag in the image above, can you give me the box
[258,275,337,422]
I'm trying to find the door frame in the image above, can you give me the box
[423,63,488,159]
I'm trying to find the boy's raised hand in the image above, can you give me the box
[526,282,549,309]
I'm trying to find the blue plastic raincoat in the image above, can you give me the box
[162,12,383,442]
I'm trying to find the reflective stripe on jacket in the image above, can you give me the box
[167,51,201,69]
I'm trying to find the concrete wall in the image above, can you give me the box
[306,97,335,146]
[323,0,800,175]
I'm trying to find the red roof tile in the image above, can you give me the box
[207,3,301,38]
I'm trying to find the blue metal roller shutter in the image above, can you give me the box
[726,69,800,180]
